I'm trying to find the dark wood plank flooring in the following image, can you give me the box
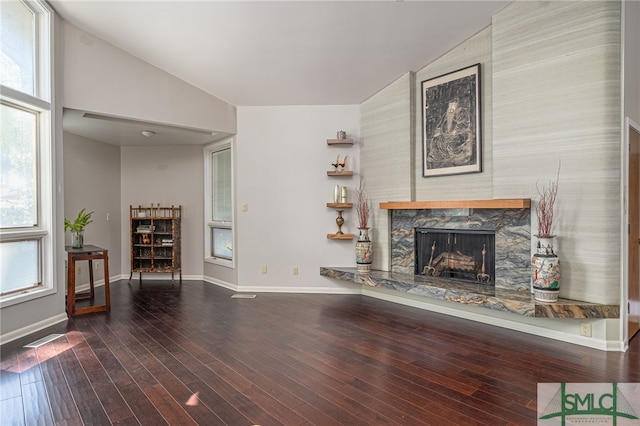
[1,280,638,425]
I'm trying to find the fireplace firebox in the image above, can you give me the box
[415,228,495,283]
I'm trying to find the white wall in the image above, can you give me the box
[60,19,238,284]
[233,106,361,292]
[64,132,122,281]
[121,146,204,280]
[63,22,236,135]
[61,20,238,286]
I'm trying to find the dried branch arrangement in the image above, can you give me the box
[536,163,560,237]
[356,181,370,229]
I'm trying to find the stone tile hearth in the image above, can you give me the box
[320,267,620,319]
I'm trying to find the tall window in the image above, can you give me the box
[1,0,54,302]
[204,139,234,266]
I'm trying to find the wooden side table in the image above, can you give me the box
[65,245,110,316]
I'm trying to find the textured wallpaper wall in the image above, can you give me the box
[361,1,622,305]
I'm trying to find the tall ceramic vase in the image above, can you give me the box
[531,236,560,302]
[356,228,372,273]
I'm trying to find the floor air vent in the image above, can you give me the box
[24,334,65,348]
[231,294,256,299]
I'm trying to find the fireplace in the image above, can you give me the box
[415,228,495,283]
[390,207,531,292]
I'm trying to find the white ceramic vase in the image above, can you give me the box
[531,236,560,302]
[356,228,372,273]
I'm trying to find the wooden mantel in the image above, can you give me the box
[380,198,531,210]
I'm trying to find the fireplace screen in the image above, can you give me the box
[415,228,495,283]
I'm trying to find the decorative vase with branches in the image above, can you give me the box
[355,181,372,272]
[532,164,561,302]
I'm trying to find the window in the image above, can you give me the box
[204,139,234,266]
[1,0,36,95]
[1,0,54,303]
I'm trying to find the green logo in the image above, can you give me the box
[539,383,639,425]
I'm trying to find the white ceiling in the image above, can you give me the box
[51,0,510,145]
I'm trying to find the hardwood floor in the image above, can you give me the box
[1,280,639,425]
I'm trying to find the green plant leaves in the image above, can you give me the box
[64,208,93,232]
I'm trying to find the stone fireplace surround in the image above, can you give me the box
[320,199,619,319]
[414,227,496,283]
[393,208,526,291]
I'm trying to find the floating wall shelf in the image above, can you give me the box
[327,170,353,176]
[327,139,354,145]
[327,233,354,240]
[326,203,353,208]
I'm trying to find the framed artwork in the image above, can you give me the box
[421,63,481,177]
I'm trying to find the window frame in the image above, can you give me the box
[0,0,55,306]
[204,138,235,268]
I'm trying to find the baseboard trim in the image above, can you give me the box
[121,273,201,282]
[0,313,68,346]
[236,286,362,294]
[201,276,362,295]
[203,276,237,291]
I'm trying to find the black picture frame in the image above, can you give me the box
[421,63,481,177]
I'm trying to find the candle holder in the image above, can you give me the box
[335,210,345,235]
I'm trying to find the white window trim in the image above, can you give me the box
[204,137,235,268]
[0,0,56,307]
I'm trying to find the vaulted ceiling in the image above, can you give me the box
[51,0,510,145]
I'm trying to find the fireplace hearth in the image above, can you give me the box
[416,228,495,283]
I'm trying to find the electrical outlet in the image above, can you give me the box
[580,322,592,337]
[293,267,299,275]
[261,265,267,274]
[95,261,101,270]
[76,265,82,274]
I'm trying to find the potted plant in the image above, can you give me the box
[532,165,561,302]
[356,181,372,272]
[64,208,93,249]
